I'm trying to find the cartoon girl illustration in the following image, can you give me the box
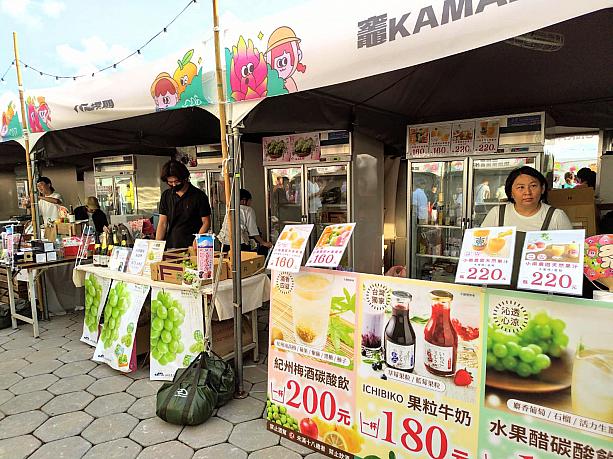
[150,72,180,111]
[265,26,306,93]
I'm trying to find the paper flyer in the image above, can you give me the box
[149,287,204,381]
[80,273,112,346]
[268,224,313,272]
[196,233,215,280]
[306,223,355,268]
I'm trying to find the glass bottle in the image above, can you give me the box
[384,291,416,372]
[99,232,109,267]
[424,290,458,377]
[93,232,101,267]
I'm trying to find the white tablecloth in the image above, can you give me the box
[74,265,269,320]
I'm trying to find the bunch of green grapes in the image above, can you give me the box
[487,311,568,378]
[100,282,131,348]
[84,275,103,332]
[151,291,185,365]
[266,399,299,431]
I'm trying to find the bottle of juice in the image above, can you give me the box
[424,290,458,377]
[93,232,101,267]
[384,291,416,372]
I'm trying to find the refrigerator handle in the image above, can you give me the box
[301,215,307,224]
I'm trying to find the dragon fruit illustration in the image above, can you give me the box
[229,36,267,101]
[26,97,43,133]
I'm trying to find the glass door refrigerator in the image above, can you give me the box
[406,112,549,282]
[407,159,467,283]
[191,166,226,240]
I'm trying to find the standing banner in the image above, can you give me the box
[93,281,150,372]
[517,230,585,296]
[480,289,613,458]
[196,234,215,280]
[456,227,516,286]
[269,268,613,458]
[81,273,112,346]
[149,287,205,381]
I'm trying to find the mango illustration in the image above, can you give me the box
[173,49,198,97]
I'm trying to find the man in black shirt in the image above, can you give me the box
[155,160,211,249]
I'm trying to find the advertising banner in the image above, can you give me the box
[93,281,150,372]
[480,289,613,459]
[81,273,112,346]
[269,268,613,458]
[149,287,205,381]
[196,234,215,280]
[306,223,355,268]
[0,99,23,142]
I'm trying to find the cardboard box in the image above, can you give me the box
[211,316,253,358]
[225,251,266,279]
[151,256,228,285]
[56,222,84,237]
[162,248,191,261]
[548,188,597,236]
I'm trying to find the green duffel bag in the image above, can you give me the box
[202,351,235,408]
[156,352,218,426]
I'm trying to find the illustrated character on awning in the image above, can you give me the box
[265,26,306,93]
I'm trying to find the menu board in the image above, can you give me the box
[306,223,355,268]
[428,123,452,156]
[290,133,321,162]
[475,119,500,154]
[517,230,585,296]
[267,268,613,459]
[263,135,291,164]
[456,226,517,285]
[408,126,430,157]
[450,122,475,155]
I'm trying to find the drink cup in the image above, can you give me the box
[292,273,333,350]
[472,229,490,251]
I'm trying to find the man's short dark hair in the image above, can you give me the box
[240,188,252,201]
[160,160,190,182]
[37,176,55,192]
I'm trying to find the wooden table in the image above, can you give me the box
[4,256,83,337]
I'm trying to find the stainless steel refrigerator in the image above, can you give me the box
[264,131,384,273]
[406,113,550,282]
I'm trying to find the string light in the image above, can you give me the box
[17,0,196,82]
[0,60,15,83]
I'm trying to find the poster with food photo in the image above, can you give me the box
[451,121,475,154]
[408,126,430,157]
[428,123,452,156]
[263,135,291,164]
[290,133,320,162]
[480,290,613,458]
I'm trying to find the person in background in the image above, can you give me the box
[475,178,491,214]
[156,160,211,249]
[83,197,109,233]
[562,171,575,189]
[412,177,429,223]
[35,177,63,224]
[426,184,438,206]
[218,189,272,254]
[575,167,597,189]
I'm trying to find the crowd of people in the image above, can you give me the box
[560,167,597,189]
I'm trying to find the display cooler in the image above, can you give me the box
[264,131,384,273]
[93,154,169,225]
[406,113,553,282]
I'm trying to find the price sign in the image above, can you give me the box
[517,230,585,295]
[108,247,131,272]
[408,126,430,158]
[428,124,452,157]
[475,119,500,154]
[267,224,313,273]
[306,223,355,268]
[126,239,148,275]
[450,121,475,155]
[455,227,517,285]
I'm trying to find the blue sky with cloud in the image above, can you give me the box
[0,0,285,108]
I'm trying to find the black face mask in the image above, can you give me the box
[171,182,184,193]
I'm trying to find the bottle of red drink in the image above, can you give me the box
[424,290,458,377]
[384,291,416,372]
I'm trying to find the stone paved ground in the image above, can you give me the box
[0,307,326,459]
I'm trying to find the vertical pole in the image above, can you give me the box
[232,126,245,397]
[13,32,38,237]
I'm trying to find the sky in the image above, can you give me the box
[0,0,286,107]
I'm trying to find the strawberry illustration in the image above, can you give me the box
[453,368,473,386]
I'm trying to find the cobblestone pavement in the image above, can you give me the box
[0,308,325,459]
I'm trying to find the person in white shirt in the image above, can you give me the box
[412,178,428,223]
[35,177,63,224]
[218,189,272,253]
[481,166,572,231]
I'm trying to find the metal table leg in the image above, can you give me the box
[251,309,259,363]
[7,267,17,330]
[27,270,39,337]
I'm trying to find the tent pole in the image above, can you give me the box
[13,32,39,238]
[231,126,245,397]
[212,0,246,396]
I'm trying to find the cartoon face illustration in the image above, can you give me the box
[150,72,180,110]
[27,100,43,133]
[229,36,268,101]
[173,49,198,97]
[265,26,306,93]
[587,245,599,259]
